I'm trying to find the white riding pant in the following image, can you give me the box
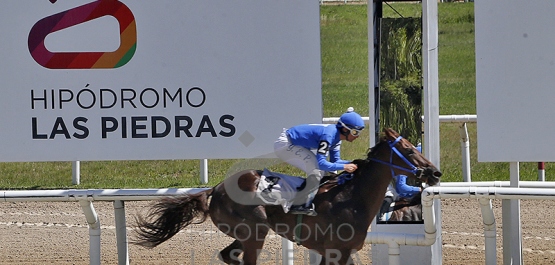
[274,129,323,206]
[274,129,322,175]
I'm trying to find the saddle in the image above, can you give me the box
[256,168,353,212]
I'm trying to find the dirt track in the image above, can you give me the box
[0,199,554,264]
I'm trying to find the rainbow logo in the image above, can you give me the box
[28,0,137,69]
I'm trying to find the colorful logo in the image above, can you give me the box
[28,0,137,69]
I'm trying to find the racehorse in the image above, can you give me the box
[133,128,442,265]
[387,192,423,222]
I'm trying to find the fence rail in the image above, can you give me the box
[0,188,208,265]
[2,113,551,265]
[320,0,366,4]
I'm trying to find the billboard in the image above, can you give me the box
[476,0,555,162]
[0,0,322,161]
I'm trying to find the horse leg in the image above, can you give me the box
[212,207,269,264]
[209,172,269,264]
[218,240,243,264]
[411,205,422,221]
[238,220,270,265]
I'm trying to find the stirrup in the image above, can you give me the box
[289,204,317,216]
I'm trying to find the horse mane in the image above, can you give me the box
[350,135,389,168]
[367,135,389,158]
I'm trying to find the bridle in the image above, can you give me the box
[369,136,424,179]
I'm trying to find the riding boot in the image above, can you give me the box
[289,170,320,216]
[289,203,317,216]
[379,196,394,221]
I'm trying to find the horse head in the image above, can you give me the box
[367,128,442,186]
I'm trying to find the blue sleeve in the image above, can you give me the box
[329,142,350,164]
[395,175,421,198]
[316,152,345,172]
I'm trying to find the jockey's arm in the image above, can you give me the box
[395,175,421,198]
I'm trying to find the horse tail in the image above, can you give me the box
[133,188,213,248]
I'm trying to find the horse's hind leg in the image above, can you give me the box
[241,225,269,265]
[217,224,269,265]
[219,240,243,264]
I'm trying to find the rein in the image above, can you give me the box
[369,136,423,178]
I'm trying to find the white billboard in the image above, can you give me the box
[0,0,322,162]
[476,0,555,162]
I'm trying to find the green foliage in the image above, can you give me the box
[320,5,369,118]
[379,18,422,143]
[380,78,422,144]
[380,19,422,81]
[0,3,551,190]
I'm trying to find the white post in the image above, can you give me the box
[502,162,523,264]
[388,242,401,265]
[538,162,546,181]
[72,161,80,185]
[478,198,496,265]
[79,199,101,265]
[281,239,294,265]
[458,123,471,182]
[422,0,442,264]
[114,200,129,265]
[200,159,208,184]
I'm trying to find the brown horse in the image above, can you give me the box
[133,128,442,265]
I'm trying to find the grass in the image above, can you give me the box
[0,2,551,190]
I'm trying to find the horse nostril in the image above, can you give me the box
[434,171,442,177]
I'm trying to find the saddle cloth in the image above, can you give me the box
[256,168,306,213]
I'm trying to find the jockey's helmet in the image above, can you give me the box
[337,107,365,132]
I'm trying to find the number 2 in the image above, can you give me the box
[317,141,329,154]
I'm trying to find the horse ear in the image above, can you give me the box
[379,132,387,141]
[382,128,398,139]
[384,128,400,136]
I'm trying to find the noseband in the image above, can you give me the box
[369,136,424,179]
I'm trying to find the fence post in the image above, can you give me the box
[458,123,471,182]
[538,162,545,181]
[200,159,208,184]
[72,161,80,185]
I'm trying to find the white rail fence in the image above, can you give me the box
[2,184,555,265]
[319,0,474,4]
[2,114,553,265]
[420,185,555,265]
[319,0,366,4]
[366,183,555,265]
[0,188,207,265]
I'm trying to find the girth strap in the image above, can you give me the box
[294,214,303,245]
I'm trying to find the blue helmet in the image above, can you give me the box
[337,107,365,130]
[416,144,422,153]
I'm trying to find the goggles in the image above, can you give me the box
[338,120,363,137]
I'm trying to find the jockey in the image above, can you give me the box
[274,107,364,216]
[393,174,422,199]
[394,144,423,199]
[379,144,424,221]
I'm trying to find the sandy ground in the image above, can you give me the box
[0,198,554,264]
